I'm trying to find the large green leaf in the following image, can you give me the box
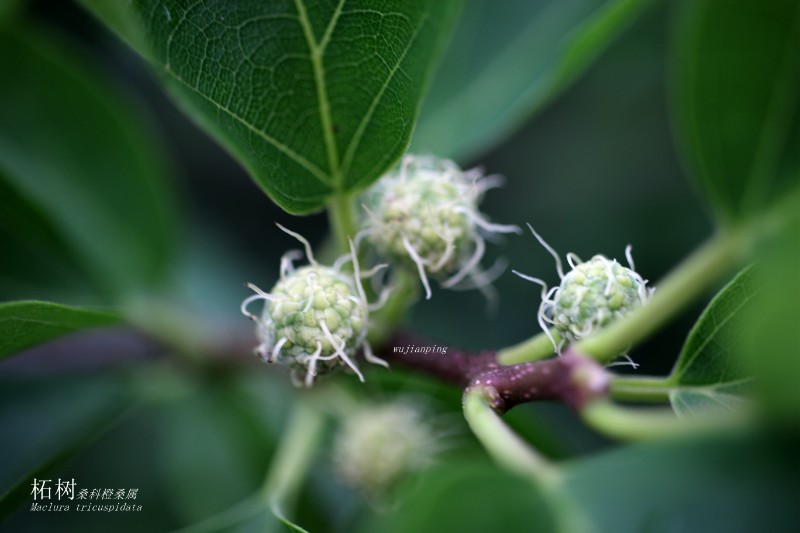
[565,430,800,533]
[159,390,265,525]
[665,267,757,418]
[82,0,459,214]
[356,461,558,533]
[411,0,653,162]
[0,27,177,300]
[0,376,133,524]
[157,374,291,526]
[674,0,800,225]
[0,301,120,359]
[0,0,22,22]
[740,217,800,418]
[0,172,90,301]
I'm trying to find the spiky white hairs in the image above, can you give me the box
[358,154,520,302]
[514,224,653,364]
[241,224,389,387]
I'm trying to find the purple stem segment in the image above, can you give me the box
[385,332,609,413]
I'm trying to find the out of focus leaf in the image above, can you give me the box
[565,430,800,533]
[412,0,653,161]
[674,0,800,225]
[0,27,177,300]
[0,376,133,524]
[357,460,558,533]
[159,376,282,526]
[0,301,119,359]
[0,173,90,301]
[76,0,147,52]
[0,0,22,23]
[82,0,459,214]
[666,267,757,418]
[739,217,800,419]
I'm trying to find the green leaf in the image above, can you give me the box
[82,0,459,214]
[159,388,269,524]
[740,217,800,418]
[0,301,120,359]
[0,26,178,300]
[666,267,757,418]
[0,376,133,523]
[565,430,800,533]
[0,0,22,23]
[411,0,653,161]
[76,0,148,52]
[356,461,558,533]
[674,0,800,225]
[0,172,90,301]
[160,372,297,530]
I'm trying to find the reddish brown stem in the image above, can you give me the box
[384,331,609,413]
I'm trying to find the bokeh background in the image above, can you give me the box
[2,1,797,532]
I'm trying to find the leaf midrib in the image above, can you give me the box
[295,0,427,192]
[670,384,751,414]
[161,1,330,188]
[294,0,345,189]
[159,1,429,199]
[666,377,752,394]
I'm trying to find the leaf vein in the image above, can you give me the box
[677,286,759,379]
[340,11,427,180]
[294,0,342,186]
[162,67,331,186]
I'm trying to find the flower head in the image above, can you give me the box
[241,225,388,387]
[514,224,652,355]
[359,154,520,301]
[332,402,438,495]
[550,254,649,342]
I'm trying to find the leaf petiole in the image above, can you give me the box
[579,399,745,441]
[609,375,672,403]
[579,399,688,441]
[327,192,358,255]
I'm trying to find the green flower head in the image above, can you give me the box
[359,154,520,300]
[332,402,438,495]
[514,224,652,354]
[242,225,388,387]
[551,255,649,342]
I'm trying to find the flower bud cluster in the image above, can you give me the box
[242,225,387,387]
[359,154,519,300]
[515,224,652,355]
[332,402,437,495]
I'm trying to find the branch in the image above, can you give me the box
[385,332,609,413]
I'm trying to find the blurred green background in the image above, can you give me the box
[1,0,798,532]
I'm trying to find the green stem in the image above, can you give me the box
[463,389,560,486]
[463,389,593,533]
[262,399,325,526]
[581,399,746,441]
[610,375,672,403]
[327,192,358,255]
[580,400,688,441]
[577,230,745,363]
[496,330,559,365]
